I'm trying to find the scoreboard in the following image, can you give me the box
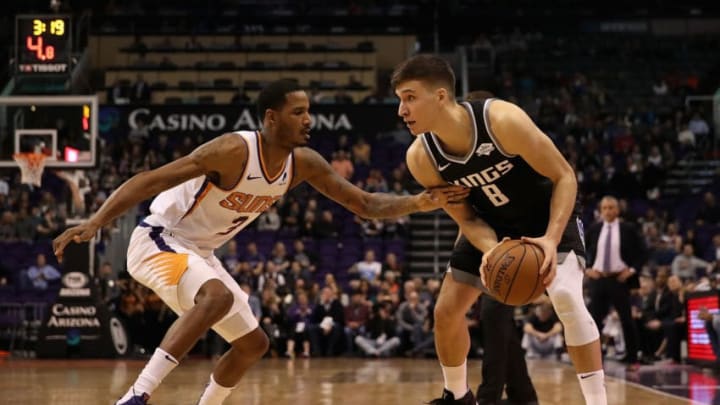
[15,15,72,75]
[686,290,720,364]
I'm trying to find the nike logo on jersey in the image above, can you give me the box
[475,142,495,156]
[247,174,262,180]
[438,163,451,171]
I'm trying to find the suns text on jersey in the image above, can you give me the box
[219,192,282,213]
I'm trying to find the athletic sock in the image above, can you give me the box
[117,348,179,403]
[441,359,469,399]
[196,374,235,405]
[577,369,607,405]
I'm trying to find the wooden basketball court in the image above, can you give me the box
[0,357,696,404]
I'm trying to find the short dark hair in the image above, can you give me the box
[390,54,455,96]
[256,79,303,121]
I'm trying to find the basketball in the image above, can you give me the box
[483,239,546,306]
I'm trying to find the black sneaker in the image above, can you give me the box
[427,389,478,404]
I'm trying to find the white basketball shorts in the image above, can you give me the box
[126,221,258,342]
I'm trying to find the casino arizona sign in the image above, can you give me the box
[101,104,400,137]
[127,107,352,133]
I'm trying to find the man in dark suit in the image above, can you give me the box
[132,74,152,103]
[585,196,647,367]
[640,268,680,361]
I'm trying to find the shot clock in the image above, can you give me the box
[15,15,72,75]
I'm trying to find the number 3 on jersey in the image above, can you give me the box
[481,184,510,206]
[218,215,249,235]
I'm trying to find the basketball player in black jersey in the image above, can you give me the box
[392,55,606,405]
[464,91,538,405]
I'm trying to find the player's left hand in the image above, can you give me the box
[521,235,558,287]
[480,237,511,288]
[416,185,470,211]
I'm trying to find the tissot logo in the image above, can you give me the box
[62,272,88,288]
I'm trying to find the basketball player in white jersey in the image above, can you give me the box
[53,79,469,405]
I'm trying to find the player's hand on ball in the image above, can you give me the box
[480,237,510,287]
[53,221,100,263]
[417,185,469,211]
[521,235,558,287]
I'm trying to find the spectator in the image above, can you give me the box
[309,287,345,356]
[638,269,675,362]
[330,150,354,180]
[352,136,371,166]
[659,275,686,363]
[677,123,696,148]
[357,216,384,239]
[292,239,317,274]
[344,290,371,355]
[260,288,286,358]
[312,210,338,239]
[108,79,129,105]
[270,241,290,274]
[349,249,382,283]
[281,200,302,231]
[26,253,61,290]
[396,291,428,351]
[240,242,266,277]
[220,239,241,275]
[0,211,16,240]
[382,252,404,278]
[240,282,262,320]
[354,302,401,357]
[131,74,152,103]
[257,260,287,294]
[652,78,668,96]
[696,192,720,226]
[704,234,720,264]
[521,301,563,359]
[36,208,62,240]
[286,290,314,358]
[688,112,710,147]
[257,206,281,231]
[671,243,713,281]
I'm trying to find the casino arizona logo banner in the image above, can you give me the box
[99,104,403,138]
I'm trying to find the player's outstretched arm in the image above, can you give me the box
[53,133,247,262]
[292,147,468,219]
[405,139,497,254]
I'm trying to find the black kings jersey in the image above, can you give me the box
[422,99,584,254]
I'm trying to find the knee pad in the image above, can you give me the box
[547,251,599,346]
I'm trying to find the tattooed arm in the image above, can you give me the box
[54,133,248,261]
[292,147,468,219]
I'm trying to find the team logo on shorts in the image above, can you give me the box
[576,217,586,249]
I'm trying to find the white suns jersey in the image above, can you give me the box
[143,131,293,256]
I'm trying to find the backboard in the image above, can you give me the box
[0,95,98,168]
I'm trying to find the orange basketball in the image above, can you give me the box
[483,239,546,306]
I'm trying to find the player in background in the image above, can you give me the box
[392,55,605,405]
[53,79,469,405]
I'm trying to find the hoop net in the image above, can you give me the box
[13,152,47,187]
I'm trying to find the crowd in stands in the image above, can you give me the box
[1,25,719,366]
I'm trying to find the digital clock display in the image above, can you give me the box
[15,15,72,75]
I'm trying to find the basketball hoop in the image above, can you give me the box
[13,152,47,187]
